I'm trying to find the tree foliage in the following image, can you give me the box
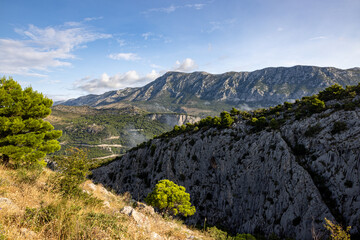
[318,84,345,101]
[145,179,196,217]
[55,147,90,195]
[324,218,351,240]
[0,77,62,168]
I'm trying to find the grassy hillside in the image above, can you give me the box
[0,163,219,239]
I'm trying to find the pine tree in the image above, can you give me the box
[0,77,62,168]
[145,179,196,217]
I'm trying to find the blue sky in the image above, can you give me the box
[1,0,359,101]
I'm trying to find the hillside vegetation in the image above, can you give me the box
[46,106,172,162]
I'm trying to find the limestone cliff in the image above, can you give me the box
[146,113,201,127]
[91,91,360,239]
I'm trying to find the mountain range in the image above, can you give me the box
[60,65,360,116]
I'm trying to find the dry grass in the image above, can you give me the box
[0,164,214,240]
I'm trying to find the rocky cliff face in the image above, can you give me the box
[61,66,360,114]
[146,113,201,127]
[91,96,360,239]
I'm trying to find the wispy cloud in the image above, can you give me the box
[186,4,205,10]
[173,58,198,72]
[142,32,153,40]
[84,16,103,22]
[75,70,160,93]
[108,53,140,61]
[0,21,111,76]
[309,36,327,41]
[208,18,236,33]
[141,32,171,43]
[116,39,126,46]
[143,3,205,14]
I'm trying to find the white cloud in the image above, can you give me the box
[108,53,140,61]
[142,32,153,40]
[75,70,160,93]
[173,58,198,72]
[0,22,111,76]
[116,39,126,46]
[309,36,327,41]
[143,3,205,14]
[150,63,163,69]
[208,18,236,33]
[141,32,171,43]
[186,4,205,10]
[84,17,103,22]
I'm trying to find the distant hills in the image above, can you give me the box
[46,105,199,161]
[59,65,360,116]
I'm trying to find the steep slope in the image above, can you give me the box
[61,66,360,115]
[0,165,215,240]
[91,85,360,239]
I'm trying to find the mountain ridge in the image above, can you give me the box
[60,65,360,116]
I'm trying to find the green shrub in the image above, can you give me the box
[230,107,241,116]
[207,226,228,240]
[213,116,222,126]
[206,226,256,240]
[145,179,196,217]
[220,111,234,127]
[55,147,90,196]
[269,118,279,130]
[301,96,326,113]
[234,233,257,240]
[318,84,345,101]
[324,217,351,240]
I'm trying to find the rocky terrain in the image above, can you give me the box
[60,66,360,116]
[146,113,201,127]
[91,86,360,239]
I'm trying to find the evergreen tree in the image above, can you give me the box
[145,179,196,217]
[220,111,234,127]
[0,77,62,168]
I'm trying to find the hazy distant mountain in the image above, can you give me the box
[60,66,360,116]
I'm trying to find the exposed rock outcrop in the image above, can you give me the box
[92,102,360,239]
[146,113,201,127]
